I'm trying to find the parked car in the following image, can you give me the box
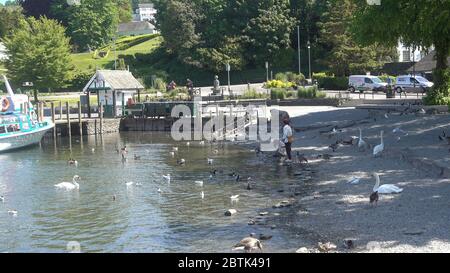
[348,75,388,93]
[394,75,434,94]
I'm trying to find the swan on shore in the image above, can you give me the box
[373,131,384,157]
[358,128,368,151]
[372,173,403,194]
[233,237,263,253]
[55,175,81,191]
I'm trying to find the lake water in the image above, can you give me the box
[0,133,307,253]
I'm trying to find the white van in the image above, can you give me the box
[394,75,434,94]
[348,75,388,93]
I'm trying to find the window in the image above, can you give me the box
[364,78,373,84]
[0,126,5,134]
[402,50,411,62]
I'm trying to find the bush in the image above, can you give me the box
[153,77,167,91]
[241,88,268,99]
[271,88,286,100]
[70,70,93,89]
[274,72,288,82]
[297,86,327,99]
[316,76,348,90]
[265,80,294,89]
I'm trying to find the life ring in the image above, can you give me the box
[1,97,10,112]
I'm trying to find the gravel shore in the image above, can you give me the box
[269,106,450,253]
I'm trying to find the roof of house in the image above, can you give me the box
[117,21,155,33]
[138,3,154,9]
[83,70,145,92]
[407,51,450,72]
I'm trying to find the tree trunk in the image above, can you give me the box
[432,42,449,95]
[33,89,39,103]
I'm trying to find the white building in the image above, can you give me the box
[397,41,427,63]
[0,42,8,61]
[133,3,157,22]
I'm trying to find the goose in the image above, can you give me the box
[201,191,205,199]
[8,210,18,216]
[163,174,171,183]
[55,175,81,191]
[373,131,384,157]
[372,173,403,194]
[230,195,240,200]
[195,181,204,186]
[370,191,379,206]
[329,141,339,152]
[207,158,214,165]
[358,128,368,151]
[232,237,263,253]
[296,152,308,164]
[67,158,78,167]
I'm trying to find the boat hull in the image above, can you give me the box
[0,123,54,152]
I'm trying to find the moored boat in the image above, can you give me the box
[0,75,54,152]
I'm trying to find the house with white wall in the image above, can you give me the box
[133,3,157,22]
[397,41,428,63]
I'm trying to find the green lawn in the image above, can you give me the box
[71,34,162,72]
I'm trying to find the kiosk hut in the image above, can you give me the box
[83,70,144,118]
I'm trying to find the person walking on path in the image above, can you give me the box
[282,118,293,163]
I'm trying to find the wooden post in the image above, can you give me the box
[59,101,62,120]
[99,104,103,135]
[66,102,71,138]
[87,91,91,118]
[137,89,141,103]
[78,101,83,136]
[112,90,117,118]
[51,102,56,139]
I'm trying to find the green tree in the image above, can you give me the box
[0,5,24,39]
[2,17,73,101]
[319,0,396,76]
[352,0,450,100]
[68,0,119,51]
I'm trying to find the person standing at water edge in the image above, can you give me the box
[282,119,293,162]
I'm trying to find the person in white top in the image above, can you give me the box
[282,119,293,162]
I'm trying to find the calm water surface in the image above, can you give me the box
[0,133,305,253]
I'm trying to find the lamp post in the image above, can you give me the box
[297,26,301,75]
[265,61,269,82]
[307,40,312,81]
[226,62,231,95]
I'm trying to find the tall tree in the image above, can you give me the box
[0,5,24,39]
[68,0,119,51]
[3,17,73,101]
[352,0,450,100]
[319,0,396,76]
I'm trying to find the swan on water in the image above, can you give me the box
[230,195,240,200]
[358,128,368,151]
[347,177,361,185]
[55,175,81,191]
[126,181,134,187]
[207,158,214,165]
[233,237,263,253]
[172,147,178,152]
[170,151,175,157]
[201,191,205,199]
[157,188,162,193]
[163,174,171,183]
[372,173,403,194]
[91,148,95,153]
[177,158,186,165]
[186,142,190,147]
[195,181,204,186]
[8,210,18,216]
[373,131,384,157]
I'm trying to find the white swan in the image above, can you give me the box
[126,181,134,187]
[207,158,214,165]
[199,141,205,145]
[358,128,368,151]
[230,195,240,200]
[373,131,384,157]
[157,188,162,193]
[186,142,190,147]
[372,173,403,194]
[201,191,205,199]
[55,175,81,190]
[8,210,18,216]
[172,147,178,152]
[195,181,204,186]
[170,151,175,157]
[163,174,171,183]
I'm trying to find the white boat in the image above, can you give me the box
[0,75,54,152]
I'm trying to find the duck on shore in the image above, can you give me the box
[233,237,263,253]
